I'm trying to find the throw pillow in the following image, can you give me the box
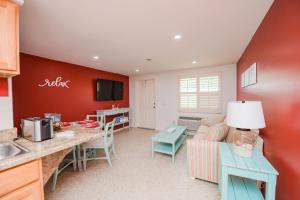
[196,125,209,135]
[200,115,225,126]
[193,133,207,141]
[205,123,229,141]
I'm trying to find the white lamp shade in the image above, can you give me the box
[226,101,266,129]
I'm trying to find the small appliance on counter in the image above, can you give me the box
[21,117,54,142]
[45,113,62,131]
[44,113,61,123]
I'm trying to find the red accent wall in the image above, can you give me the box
[237,1,300,200]
[0,78,8,96]
[13,54,129,128]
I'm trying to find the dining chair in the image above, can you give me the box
[51,147,77,192]
[52,115,105,192]
[81,119,116,170]
[86,114,104,122]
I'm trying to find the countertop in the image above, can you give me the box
[0,125,102,171]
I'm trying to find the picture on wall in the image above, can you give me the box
[241,63,257,88]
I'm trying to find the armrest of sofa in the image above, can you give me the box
[187,138,219,183]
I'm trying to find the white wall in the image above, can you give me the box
[0,78,13,130]
[130,64,237,130]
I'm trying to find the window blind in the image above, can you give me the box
[199,75,221,113]
[179,77,197,110]
[179,74,221,113]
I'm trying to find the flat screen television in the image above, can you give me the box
[96,79,123,101]
[113,81,124,100]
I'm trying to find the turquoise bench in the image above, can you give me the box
[228,176,263,200]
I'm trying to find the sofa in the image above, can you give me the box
[186,115,263,183]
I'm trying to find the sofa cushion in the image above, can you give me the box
[200,115,225,126]
[205,123,229,141]
[193,133,207,141]
[196,125,209,135]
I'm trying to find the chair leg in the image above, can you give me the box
[72,148,77,171]
[104,147,113,168]
[51,168,59,192]
[83,148,87,171]
[112,143,116,157]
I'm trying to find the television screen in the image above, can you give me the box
[96,79,124,101]
[96,79,113,101]
[113,81,123,100]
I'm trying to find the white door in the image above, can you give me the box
[137,79,156,129]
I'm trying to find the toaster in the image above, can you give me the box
[44,113,61,123]
[21,117,54,142]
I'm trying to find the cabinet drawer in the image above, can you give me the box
[0,160,41,197]
[0,181,43,200]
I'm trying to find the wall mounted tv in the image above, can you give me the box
[96,79,124,101]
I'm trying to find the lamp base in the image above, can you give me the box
[233,144,253,157]
[232,129,258,158]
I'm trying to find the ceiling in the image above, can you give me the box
[20,0,273,75]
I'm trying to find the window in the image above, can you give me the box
[179,77,197,111]
[179,73,221,113]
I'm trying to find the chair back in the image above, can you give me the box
[104,119,116,145]
[85,115,104,132]
[86,115,104,123]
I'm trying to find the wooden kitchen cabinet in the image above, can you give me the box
[0,159,44,200]
[0,181,43,200]
[0,0,20,77]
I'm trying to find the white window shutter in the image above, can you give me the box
[179,77,198,111]
[199,76,219,92]
[180,93,197,110]
[199,75,221,113]
[179,78,197,93]
[179,74,221,113]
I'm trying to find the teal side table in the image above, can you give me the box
[219,143,278,200]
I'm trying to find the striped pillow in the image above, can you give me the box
[196,125,209,135]
[205,123,229,141]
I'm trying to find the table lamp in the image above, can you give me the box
[226,101,265,157]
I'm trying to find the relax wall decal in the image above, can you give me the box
[38,77,71,88]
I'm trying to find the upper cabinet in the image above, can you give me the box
[0,0,21,77]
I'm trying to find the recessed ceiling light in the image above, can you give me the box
[192,61,197,64]
[135,69,140,72]
[174,34,182,40]
[93,56,99,60]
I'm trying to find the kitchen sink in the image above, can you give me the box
[0,141,30,161]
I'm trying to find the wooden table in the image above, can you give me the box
[151,125,187,163]
[219,143,278,200]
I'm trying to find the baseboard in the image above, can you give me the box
[114,126,130,133]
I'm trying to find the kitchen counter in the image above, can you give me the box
[0,126,102,172]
